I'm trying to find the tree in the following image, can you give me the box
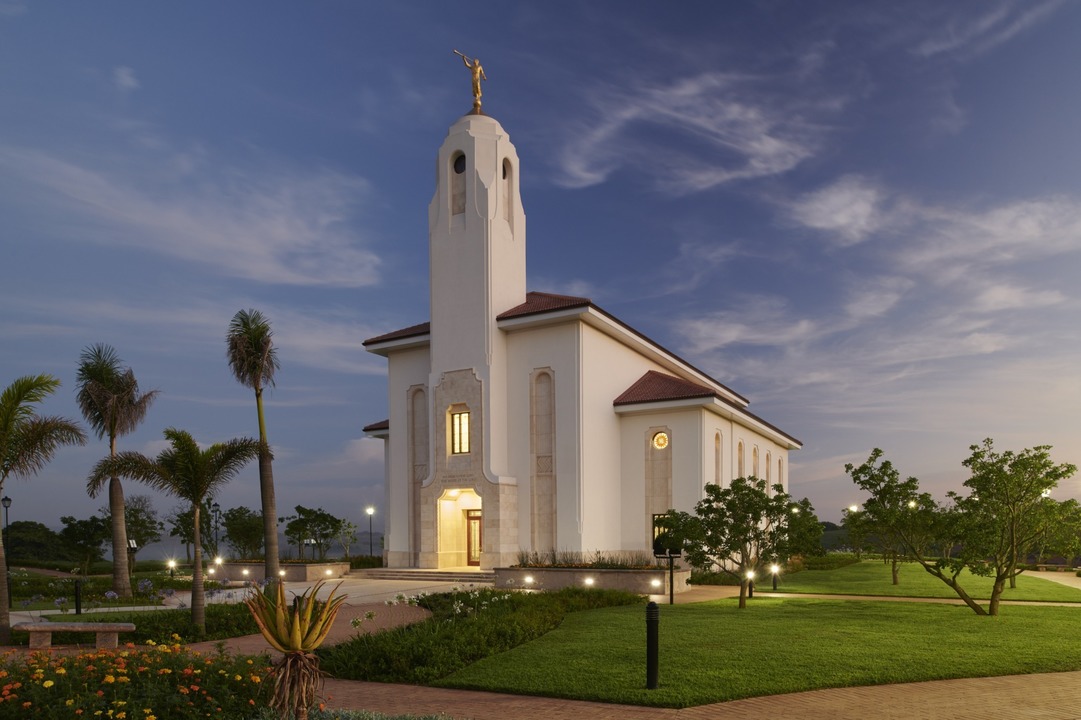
[101,494,164,569]
[786,497,825,558]
[58,514,111,576]
[847,443,1078,616]
[952,439,1077,615]
[6,521,69,562]
[840,507,870,560]
[0,374,86,642]
[76,344,159,597]
[657,477,804,609]
[88,428,259,634]
[336,519,358,561]
[227,309,281,580]
[283,506,343,562]
[223,506,265,560]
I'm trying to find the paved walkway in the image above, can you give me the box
[16,570,1081,719]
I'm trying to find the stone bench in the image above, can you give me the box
[13,622,136,649]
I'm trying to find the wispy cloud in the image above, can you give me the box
[911,1,1063,58]
[553,72,824,193]
[0,146,382,287]
[112,66,139,93]
[788,175,887,247]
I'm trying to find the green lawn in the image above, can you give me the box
[439,598,1081,707]
[774,561,1081,602]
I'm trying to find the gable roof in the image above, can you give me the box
[614,370,718,405]
[614,370,801,448]
[497,291,592,320]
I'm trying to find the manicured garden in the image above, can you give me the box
[774,559,1081,602]
[438,597,1081,708]
[4,560,1081,716]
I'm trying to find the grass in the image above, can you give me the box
[439,597,1081,707]
[774,560,1081,602]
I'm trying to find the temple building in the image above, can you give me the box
[363,107,801,570]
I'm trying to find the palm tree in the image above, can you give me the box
[0,375,86,643]
[76,344,158,598]
[87,428,259,635]
[227,309,281,580]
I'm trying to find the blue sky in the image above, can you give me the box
[2,1,1079,548]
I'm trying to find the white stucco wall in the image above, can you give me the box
[383,346,430,564]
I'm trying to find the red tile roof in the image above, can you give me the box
[363,321,430,347]
[614,370,718,405]
[363,419,389,432]
[497,291,592,320]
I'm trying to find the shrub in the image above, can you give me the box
[514,549,657,569]
[318,586,641,683]
[800,553,862,571]
[19,603,262,646]
[689,570,741,586]
[349,556,383,570]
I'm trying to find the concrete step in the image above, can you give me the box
[351,568,495,584]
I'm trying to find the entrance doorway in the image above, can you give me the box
[466,510,482,566]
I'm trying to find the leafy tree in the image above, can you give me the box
[840,506,870,560]
[283,506,343,562]
[101,494,164,569]
[786,497,825,557]
[58,514,111,575]
[847,443,1078,616]
[951,439,1077,615]
[87,428,259,634]
[0,374,86,642]
[657,477,804,609]
[223,506,265,560]
[227,309,281,580]
[76,344,158,597]
[6,521,69,562]
[336,519,358,561]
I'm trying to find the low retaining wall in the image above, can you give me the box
[494,566,691,595]
[210,562,351,583]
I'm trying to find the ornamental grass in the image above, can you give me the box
[0,640,271,719]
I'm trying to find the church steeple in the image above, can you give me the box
[428,112,526,373]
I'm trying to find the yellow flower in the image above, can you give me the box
[42,680,54,688]
[250,675,261,683]
[103,675,116,684]
[234,674,242,681]
[55,668,67,675]
[67,700,74,706]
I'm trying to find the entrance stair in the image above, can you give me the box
[351,567,496,584]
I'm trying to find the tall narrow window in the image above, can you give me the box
[737,441,745,478]
[753,447,760,478]
[451,411,470,454]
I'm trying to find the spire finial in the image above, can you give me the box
[454,49,487,114]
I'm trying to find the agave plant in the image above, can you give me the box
[245,579,347,720]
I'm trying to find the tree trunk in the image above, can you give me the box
[0,518,10,645]
[738,579,747,609]
[109,433,133,598]
[256,389,280,581]
[988,577,1006,617]
[1009,574,1017,589]
[191,504,205,635]
[891,557,900,585]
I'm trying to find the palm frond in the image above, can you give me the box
[87,451,166,497]
[75,344,159,441]
[6,416,87,481]
[226,309,279,391]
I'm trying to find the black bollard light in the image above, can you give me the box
[74,579,83,615]
[747,571,755,599]
[646,601,659,690]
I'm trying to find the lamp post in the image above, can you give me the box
[746,570,755,598]
[365,506,375,557]
[1,496,9,609]
[167,559,176,578]
[770,564,780,591]
[211,501,221,554]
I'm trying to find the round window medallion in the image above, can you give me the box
[652,432,669,450]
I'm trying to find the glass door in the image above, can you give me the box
[466,510,482,566]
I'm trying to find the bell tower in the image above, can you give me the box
[428,112,526,372]
[422,111,525,568]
